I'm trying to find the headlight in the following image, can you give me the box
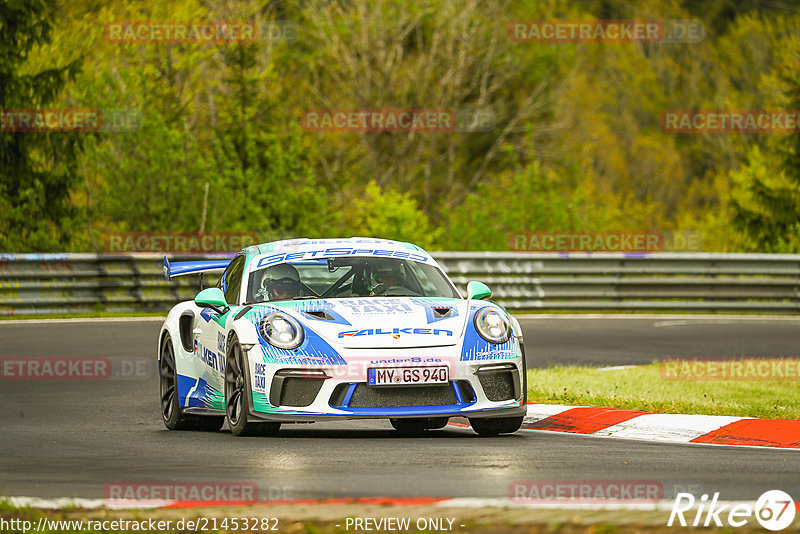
[259,312,304,349]
[474,307,511,344]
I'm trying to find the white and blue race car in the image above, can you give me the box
[158,238,527,436]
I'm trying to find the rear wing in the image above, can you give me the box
[162,256,230,281]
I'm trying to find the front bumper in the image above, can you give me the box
[248,403,527,422]
[246,359,527,423]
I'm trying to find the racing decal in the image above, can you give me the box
[338,299,414,315]
[194,341,224,373]
[177,375,224,410]
[369,356,444,364]
[251,391,274,413]
[460,305,519,361]
[465,349,518,361]
[255,248,429,268]
[338,327,453,338]
[272,300,352,325]
[276,238,413,248]
[251,391,317,415]
[253,362,266,392]
[199,308,216,323]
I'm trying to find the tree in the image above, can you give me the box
[340,181,441,249]
[729,49,800,252]
[297,0,564,216]
[439,160,626,251]
[0,0,84,250]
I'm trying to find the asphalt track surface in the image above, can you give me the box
[1,317,799,503]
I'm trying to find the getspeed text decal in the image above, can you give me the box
[256,247,429,268]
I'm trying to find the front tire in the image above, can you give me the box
[225,334,280,437]
[159,334,224,431]
[469,416,523,436]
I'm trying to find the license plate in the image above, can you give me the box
[367,366,449,386]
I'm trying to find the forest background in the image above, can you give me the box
[3,0,800,253]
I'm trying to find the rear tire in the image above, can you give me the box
[390,417,449,434]
[469,416,523,436]
[159,334,224,431]
[225,334,281,437]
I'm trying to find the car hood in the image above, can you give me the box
[267,297,468,349]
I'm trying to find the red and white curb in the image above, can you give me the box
[3,496,447,510]
[506,404,800,449]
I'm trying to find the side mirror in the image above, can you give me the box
[467,281,492,300]
[195,287,228,314]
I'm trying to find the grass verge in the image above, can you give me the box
[526,362,800,419]
[0,499,786,533]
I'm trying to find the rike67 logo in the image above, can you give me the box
[669,490,796,531]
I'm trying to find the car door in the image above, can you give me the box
[191,254,246,409]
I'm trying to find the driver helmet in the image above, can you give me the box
[260,263,301,299]
[373,262,405,287]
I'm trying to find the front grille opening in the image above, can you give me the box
[456,380,476,403]
[329,383,350,407]
[279,377,324,407]
[477,371,517,402]
[348,384,457,408]
[270,372,326,407]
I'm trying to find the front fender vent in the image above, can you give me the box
[178,312,194,352]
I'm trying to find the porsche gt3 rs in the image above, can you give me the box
[158,238,527,436]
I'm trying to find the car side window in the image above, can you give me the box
[218,255,245,305]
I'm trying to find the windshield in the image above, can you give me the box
[246,257,460,303]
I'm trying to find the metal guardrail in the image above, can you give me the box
[1,252,799,315]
